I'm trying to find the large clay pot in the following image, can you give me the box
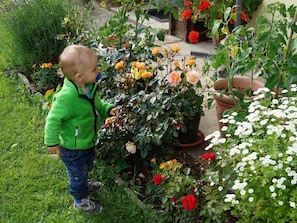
[213,77,265,128]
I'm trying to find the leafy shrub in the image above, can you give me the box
[1,0,68,72]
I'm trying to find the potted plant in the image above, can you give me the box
[203,2,297,125]
[181,0,263,43]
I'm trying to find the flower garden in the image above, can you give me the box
[1,0,297,222]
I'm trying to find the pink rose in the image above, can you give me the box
[168,71,182,85]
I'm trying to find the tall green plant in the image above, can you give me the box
[204,2,297,104]
[0,0,69,72]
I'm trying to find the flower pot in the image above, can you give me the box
[178,112,202,144]
[213,77,265,128]
[169,14,209,42]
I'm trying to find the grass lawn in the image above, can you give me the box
[0,74,156,223]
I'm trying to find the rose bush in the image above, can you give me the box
[147,159,200,223]
[97,43,211,168]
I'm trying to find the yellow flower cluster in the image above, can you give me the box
[131,62,154,80]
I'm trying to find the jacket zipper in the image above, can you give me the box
[74,126,78,147]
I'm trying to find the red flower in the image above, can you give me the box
[241,10,249,21]
[184,1,192,7]
[201,152,216,160]
[182,195,197,211]
[170,196,177,203]
[231,8,249,23]
[198,0,211,11]
[153,174,163,185]
[183,9,193,20]
[188,31,200,43]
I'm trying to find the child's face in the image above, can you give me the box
[79,54,100,84]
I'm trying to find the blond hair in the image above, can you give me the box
[59,45,96,80]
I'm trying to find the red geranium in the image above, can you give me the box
[198,0,211,11]
[183,9,193,20]
[181,195,197,211]
[153,174,163,185]
[201,152,216,160]
[188,31,200,43]
[241,10,249,21]
[184,1,192,7]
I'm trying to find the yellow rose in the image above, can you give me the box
[151,47,160,55]
[186,59,196,67]
[131,61,137,67]
[170,44,181,52]
[159,162,168,169]
[131,68,141,80]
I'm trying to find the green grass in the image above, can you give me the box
[0,74,157,223]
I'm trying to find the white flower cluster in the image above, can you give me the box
[208,85,297,211]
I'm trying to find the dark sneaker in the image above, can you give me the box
[73,197,103,214]
[87,180,104,193]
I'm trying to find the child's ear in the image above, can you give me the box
[75,73,83,82]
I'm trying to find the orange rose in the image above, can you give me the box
[141,71,153,79]
[136,62,146,70]
[115,61,124,70]
[173,61,180,67]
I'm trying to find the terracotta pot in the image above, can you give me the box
[213,77,265,128]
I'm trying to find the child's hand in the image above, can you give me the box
[109,107,119,120]
[48,146,61,157]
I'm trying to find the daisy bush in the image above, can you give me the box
[203,85,297,222]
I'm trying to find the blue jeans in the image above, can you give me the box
[60,146,95,200]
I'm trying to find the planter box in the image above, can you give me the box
[169,14,210,42]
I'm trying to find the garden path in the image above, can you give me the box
[86,0,220,160]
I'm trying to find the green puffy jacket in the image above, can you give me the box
[44,78,114,150]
